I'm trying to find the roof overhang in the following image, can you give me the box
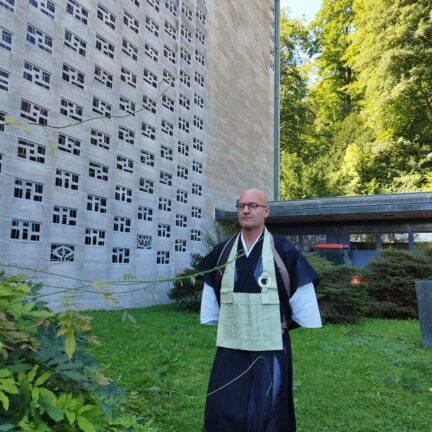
[215,192,432,224]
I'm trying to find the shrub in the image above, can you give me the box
[363,249,432,319]
[168,267,204,311]
[0,272,149,431]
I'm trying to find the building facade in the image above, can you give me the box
[0,0,276,309]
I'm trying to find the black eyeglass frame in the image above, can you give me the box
[235,202,268,210]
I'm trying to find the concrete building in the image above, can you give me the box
[0,0,276,309]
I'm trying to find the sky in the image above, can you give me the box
[280,0,322,22]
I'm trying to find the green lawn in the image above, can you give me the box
[89,305,432,432]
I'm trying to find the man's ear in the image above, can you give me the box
[264,206,270,218]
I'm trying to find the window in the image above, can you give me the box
[87,195,107,213]
[29,0,55,19]
[163,44,176,64]
[138,205,153,221]
[144,42,158,62]
[141,122,156,140]
[193,115,204,130]
[163,68,175,87]
[118,125,135,144]
[23,61,51,90]
[89,161,109,181]
[66,0,88,25]
[179,94,190,110]
[14,178,43,201]
[122,38,138,61]
[94,65,113,88]
[27,24,53,54]
[55,169,79,190]
[165,0,177,15]
[85,228,106,246]
[141,150,155,166]
[175,239,186,252]
[91,129,110,150]
[162,94,174,112]
[137,234,152,249]
[147,0,160,12]
[176,189,188,203]
[96,34,114,59]
[11,220,41,241]
[139,177,154,193]
[192,183,202,195]
[195,49,205,66]
[114,216,131,232]
[161,119,174,136]
[53,206,77,225]
[120,66,137,87]
[20,100,48,125]
[177,141,189,156]
[177,165,188,179]
[194,92,204,108]
[143,67,158,88]
[158,197,172,211]
[119,95,136,115]
[303,234,326,252]
[159,171,172,186]
[191,229,201,241]
[62,63,84,89]
[60,98,83,121]
[160,145,173,160]
[180,24,192,43]
[143,94,157,113]
[0,153,2,173]
[195,71,204,87]
[191,206,202,218]
[164,20,177,40]
[285,235,300,249]
[0,0,15,12]
[112,248,130,263]
[58,133,81,155]
[157,251,170,264]
[158,223,171,237]
[178,117,190,133]
[0,27,12,51]
[180,69,190,87]
[97,3,116,30]
[193,137,203,151]
[175,214,187,227]
[181,3,192,21]
[180,47,191,65]
[92,97,112,118]
[349,233,376,251]
[17,138,46,163]
[0,111,5,132]
[51,244,74,262]
[413,233,432,250]
[145,15,159,37]
[64,29,86,56]
[380,233,409,250]
[124,10,139,34]
[0,69,9,91]
[116,155,134,173]
[115,185,132,203]
[196,6,206,25]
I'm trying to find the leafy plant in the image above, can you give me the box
[168,268,204,312]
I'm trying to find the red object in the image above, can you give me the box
[314,243,348,249]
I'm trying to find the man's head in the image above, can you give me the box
[236,189,270,232]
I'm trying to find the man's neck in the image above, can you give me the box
[241,227,264,249]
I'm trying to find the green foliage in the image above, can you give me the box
[168,268,204,312]
[0,272,148,431]
[363,249,432,319]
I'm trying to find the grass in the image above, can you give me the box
[88,305,432,432]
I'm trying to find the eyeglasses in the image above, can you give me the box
[236,202,267,210]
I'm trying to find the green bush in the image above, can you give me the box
[168,267,204,311]
[363,249,432,319]
[0,272,150,432]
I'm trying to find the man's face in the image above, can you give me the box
[237,189,270,231]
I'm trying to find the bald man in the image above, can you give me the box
[199,189,321,432]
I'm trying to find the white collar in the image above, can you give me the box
[240,229,264,257]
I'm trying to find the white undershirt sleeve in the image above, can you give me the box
[289,282,322,328]
[200,282,220,325]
